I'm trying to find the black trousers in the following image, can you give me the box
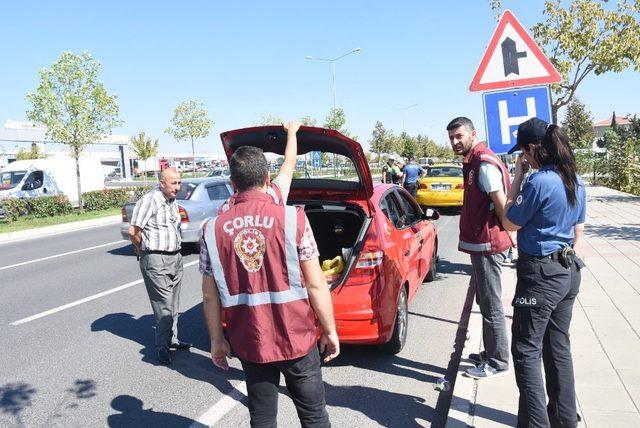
[511,252,583,428]
[404,182,418,199]
[240,347,330,428]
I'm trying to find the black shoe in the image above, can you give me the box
[468,351,487,366]
[157,346,172,365]
[169,341,192,350]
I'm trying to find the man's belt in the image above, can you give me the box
[144,249,180,255]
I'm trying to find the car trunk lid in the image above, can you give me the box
[220,126,374,202]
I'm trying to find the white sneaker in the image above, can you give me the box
[464,363,509,379]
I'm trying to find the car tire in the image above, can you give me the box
[425,242,438,282]
[378,286,408,354]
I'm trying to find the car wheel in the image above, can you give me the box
[425,242,438,282]
[378,286,408,354]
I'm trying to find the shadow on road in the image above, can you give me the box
[107,394,203,427]
[436,257,471,276]
[107,244,136,257]
[90,304,245,401]
[0,382,36,426]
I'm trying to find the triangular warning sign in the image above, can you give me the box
[469,10,562,92]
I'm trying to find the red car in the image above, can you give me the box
[221,126,439,354]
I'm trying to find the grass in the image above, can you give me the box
[0,207,121,234]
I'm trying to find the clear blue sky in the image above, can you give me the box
[1,0,638,154]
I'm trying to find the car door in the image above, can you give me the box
[393,188,428,298]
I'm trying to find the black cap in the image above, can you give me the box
[508,117,549,154]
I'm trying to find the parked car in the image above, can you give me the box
[120,177,233,244]
[416,164,464,208]
[0,158,105,206]
[207,168,230,178]
[220,126,439,353]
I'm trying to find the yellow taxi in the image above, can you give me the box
[416,164,464,208]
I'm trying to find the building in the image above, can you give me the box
[593,115,633,140]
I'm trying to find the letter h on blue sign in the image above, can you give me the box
[483,86,552,154]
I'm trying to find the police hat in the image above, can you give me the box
[508,117,549,154]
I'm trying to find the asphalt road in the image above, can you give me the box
[0,210,473,427]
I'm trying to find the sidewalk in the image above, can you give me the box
[448,186,640,427]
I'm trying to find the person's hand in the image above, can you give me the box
[284,121,302,134]
[319,330,340,363]
[134,245,141,257]
[514,154,530,178]
[210,339,232,370]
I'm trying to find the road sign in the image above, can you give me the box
[470,10,561,92]
[483,85,552,154]
[311,151,321,168]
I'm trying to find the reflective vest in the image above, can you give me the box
[459,143,512,255]
[205,190,317,363]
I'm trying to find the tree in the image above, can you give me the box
[165,100,212,176]
[254,113,284,125]
[16,143,45,160]
[324,108,354,175]
[397,132,418,160]
[562,98,596,149]
[26,51,121,210]
[370,121,392,166]
[130,131,159,181]
[300,115,317,126]
[490,0,640,123]
[602,129,639,193]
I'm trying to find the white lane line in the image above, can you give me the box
[10,259,199,326]
[190,382,248,427]
[0,240,128,271]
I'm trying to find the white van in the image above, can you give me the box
[0,157,105,206]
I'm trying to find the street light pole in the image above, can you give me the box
[305,47,362,177]
[392,103,419,133]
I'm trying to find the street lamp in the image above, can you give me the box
[306,47,362,177]
[392,103,419,133]
[305,47,362,109]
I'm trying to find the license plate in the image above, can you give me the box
[431,183,452,191]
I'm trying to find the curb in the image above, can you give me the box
[0,215,121,245]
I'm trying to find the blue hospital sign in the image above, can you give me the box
[483,85,552,154]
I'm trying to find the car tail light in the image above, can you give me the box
[178,205,189,223]
[455,183,464,190]
[355,251,384,269]
[419,182,428,190]
[121,207,128,223]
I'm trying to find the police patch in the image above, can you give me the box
[516,194,524,206]
[234,228,266,272]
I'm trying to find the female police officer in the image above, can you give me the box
[501,118,586,428]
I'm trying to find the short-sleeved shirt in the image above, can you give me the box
[217,173,290,214]
[506,166,586,256]
[382,164,401,183]
[478,162,505,194]
[199,202,319,277]
[130,189,181,252]
[403,163,422,184]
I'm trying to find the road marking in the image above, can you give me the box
[190,382,248,427]
[0,240,128,271]
[10,260,199,326]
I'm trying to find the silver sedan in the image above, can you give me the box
[120,177,233,244]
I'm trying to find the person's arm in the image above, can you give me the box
[128,225,143,256]
[202,274,232,370]
[502,155,530,232]
[272,121,300,202]
[573,223,585,259]
[300,258,340,363]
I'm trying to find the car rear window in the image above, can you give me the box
[206,184,230,201]
[425,166,462,177]
[176,182,198,200]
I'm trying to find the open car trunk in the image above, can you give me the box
[294,200,371,289]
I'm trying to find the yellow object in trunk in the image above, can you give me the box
[321,255,345,276]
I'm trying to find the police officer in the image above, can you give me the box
[200,144,339,428]
[502,118,586,428]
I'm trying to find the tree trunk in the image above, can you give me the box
[74,149,83,213]
[552,104,559,125]
[191,137,196,178]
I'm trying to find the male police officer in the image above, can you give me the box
[447,117,513,379]
[402,156,424,199]
[200,144,339,427]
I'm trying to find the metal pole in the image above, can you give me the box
[331,62,337,109]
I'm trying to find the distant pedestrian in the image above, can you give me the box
[200,142,339,427]
[502,118,586,428]
[402,157,424,199]
[447,116,513,379]
[128,167,191,365]
[382,157,402,184]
